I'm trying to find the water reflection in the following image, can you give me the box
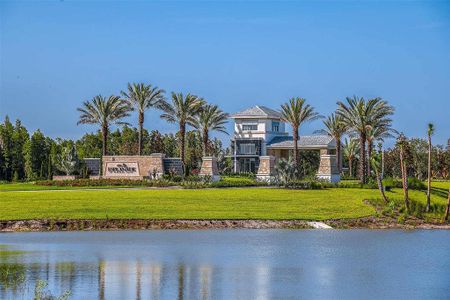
[1,230,450,299]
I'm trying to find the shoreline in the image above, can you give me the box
[1,218,449,232]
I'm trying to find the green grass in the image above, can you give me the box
[1,187,448,221]
[431,181,450,190]
[0,182,136,192]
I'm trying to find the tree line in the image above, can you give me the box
[0,116,228,181]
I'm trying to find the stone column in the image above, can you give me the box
[317,152,340,183]
[148,153,165,179]
[256,156,276,183]
[200,157,220,182]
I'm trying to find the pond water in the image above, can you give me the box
[1,230,450,299]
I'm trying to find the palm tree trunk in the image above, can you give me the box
[102,124,108,156]
[349,158,353,178]
[202,129,209,157]
[367,141,372,178]
[138,111,144,156]
[336,137,341,173]
[180,122,186,172]
[375,168,388,203]
[293,127,299,169]
[399,143,409,212]
[426,135,432,212]
[359,133,366,184]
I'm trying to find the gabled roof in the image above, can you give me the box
[267,135,336,149]
[231,105,282,119]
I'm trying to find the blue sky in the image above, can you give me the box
[1,0,449,147]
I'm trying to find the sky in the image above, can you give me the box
[1,0,449,148]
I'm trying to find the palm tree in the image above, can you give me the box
[397,133,410,212]
[365,123,397,176]
[343,138,359,178]
[193,104,229,156]
[160,92,204,169]
[280,97,321,168]
[77,95,131,156]
[314,113,347,173]
[370,147,388,203]
[337,96,394,184]
[426,123,435,212]
[121,83,166,155]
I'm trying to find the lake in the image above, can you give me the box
[1,230,450,299]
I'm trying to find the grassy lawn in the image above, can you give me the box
[1,187,448,221]
[0,182,136,192]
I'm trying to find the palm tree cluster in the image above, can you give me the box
[336,96,395,184]
[77,83,229,171]
[280,95,396,184]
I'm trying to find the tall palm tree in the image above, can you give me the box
[343,138,359,178]
[365,123,397,176]
[160,92,204,169]
[77,95,131,156]
[280,97,321,168]
[314,113,347,173]
[121,83,166,155]
[397,133,410,212]
[426,123,435,212]
[370,147,388,203]
[337,96,394,184]
[193,104,229,156]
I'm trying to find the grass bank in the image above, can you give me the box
[1,187,448,221]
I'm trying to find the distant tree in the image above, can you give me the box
[54,143,79,176]
[370,147,388,203]
[11,119,29,180]
[77,95,132,156]
[145,130,164,154]
[365,122,397,176]
[160,92,204,169]
[24,129,48,180]
[0,116,14,180]
[193,104,229,156]
[185,130,203,173]
[119,126,139,155]
[397,133,410,212]
[75,132,102,158]
[343,138,360,178]
[280,97,321,169]
[426,123,435,212]
[315,113,347,173]
[337,96,394,183]
[162,133,177,157]
[121,83,166,155]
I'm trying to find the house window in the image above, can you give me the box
[240,143,256,155]
[272,121,280,132]
[242,124,257,131]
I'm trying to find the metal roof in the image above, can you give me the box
[231,105,282,119]
[266,135,336,149]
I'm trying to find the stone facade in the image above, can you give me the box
[317,154,340,183]
[256,156,276,182]
[102,154,166,180]
[199,157,220,181]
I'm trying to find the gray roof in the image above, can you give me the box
[231,105,282,119]
[267,135,336,149]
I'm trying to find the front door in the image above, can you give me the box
[241,158,256,173]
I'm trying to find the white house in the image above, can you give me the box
[230,105,340,182]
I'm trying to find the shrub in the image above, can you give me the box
[210,176,265,188]
[220,172,256,179]
[35,178,177,188]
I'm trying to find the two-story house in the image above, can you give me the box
[230,105,340,182]
[230,106,288,173]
